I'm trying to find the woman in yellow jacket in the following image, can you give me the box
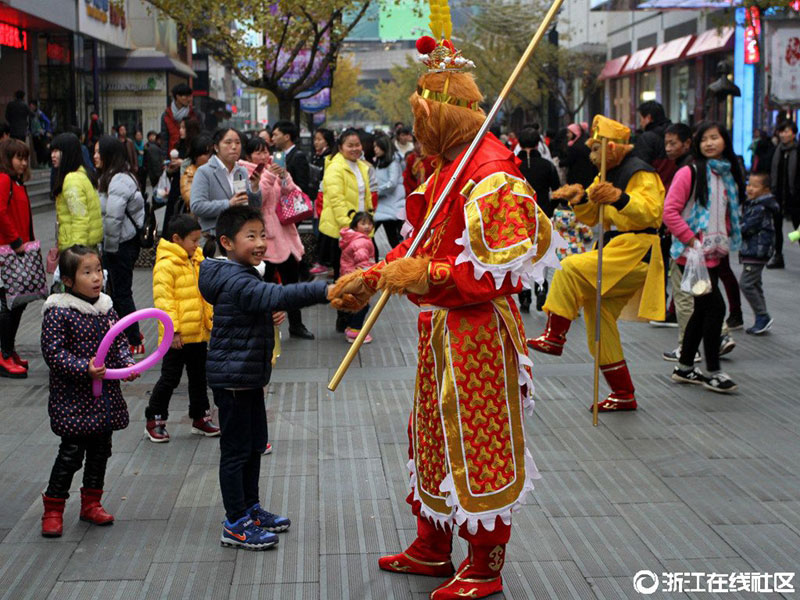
[144,214,218,443]
[318,129,374,279]
[51,133,102,251]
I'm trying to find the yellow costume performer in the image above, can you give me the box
[528,115,665,411]
[327,6,563,597]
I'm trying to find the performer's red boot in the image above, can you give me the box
[590,360,637,412]
[430,542,506,599]
[526,313,571,356]
[379,516,454,577]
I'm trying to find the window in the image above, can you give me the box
[667,63,695,125]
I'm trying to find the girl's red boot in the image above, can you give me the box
[41,494,66,538]
[79,488,114,525]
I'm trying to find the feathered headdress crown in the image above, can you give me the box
[415,0,475,74]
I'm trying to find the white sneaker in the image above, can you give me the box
[662,347,701,363]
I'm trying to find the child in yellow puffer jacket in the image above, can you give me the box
[144,214,218,443]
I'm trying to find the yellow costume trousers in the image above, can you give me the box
[544,257,649,365]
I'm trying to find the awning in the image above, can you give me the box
[598,55,629,80]
[621,47,656,74]
[105,49,197,78]
[647,35,695,67]
[685,27,734,58]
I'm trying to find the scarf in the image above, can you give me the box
[670,159,742,260]
[171,100,190,123]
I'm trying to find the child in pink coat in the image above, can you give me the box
[339,211,376,343]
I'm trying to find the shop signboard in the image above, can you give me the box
[770,26,800,103]
[104,72,166,92]
[78,0,132,49]
[0,22,27,51]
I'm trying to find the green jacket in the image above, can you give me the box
[56,167,103,251]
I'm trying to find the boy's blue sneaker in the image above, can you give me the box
[248,503,291,532]
[746,315,773,335]
[220,515,278,550]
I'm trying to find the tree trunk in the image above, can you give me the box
[278,97,293,121]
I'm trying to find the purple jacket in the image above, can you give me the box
[41,293,132,437]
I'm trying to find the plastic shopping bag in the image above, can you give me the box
[680,243,711,297]
[154,170,171,207]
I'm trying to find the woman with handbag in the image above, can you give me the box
[0,138,36,377]
[94,135,146,355]
[241,137,314,340]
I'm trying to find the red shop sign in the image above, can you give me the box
[0,23,27,51]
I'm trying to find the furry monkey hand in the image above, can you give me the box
[378,256,431,296]
[328,271,375,312]
[551,184,585,206]
[587,181,622,205]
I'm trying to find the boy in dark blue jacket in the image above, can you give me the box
[198,206,332,550]
[740,172,780,335]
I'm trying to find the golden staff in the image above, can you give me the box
[328,0,567,392]
[592,137,609,426]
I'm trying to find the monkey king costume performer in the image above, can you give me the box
[528,115,666,412]
[328,13,563,600]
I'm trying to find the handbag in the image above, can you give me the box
[0,240,49,309]
[276,188,313,225]
[125,181,158,249]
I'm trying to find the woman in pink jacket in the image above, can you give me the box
[339,211,376,343]
[663,122,743,394]
[241,137,314,340]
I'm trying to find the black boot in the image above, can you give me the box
[517,290,531,313]
[535,280,549,311]
[766,253,784,269]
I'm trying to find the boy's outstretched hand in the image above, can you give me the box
[328,272,374,312]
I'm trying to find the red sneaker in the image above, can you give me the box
[0,353,27,378]
[262,442,273,455]
[145,418,170,443]
[191,414,220,437]
[10,351,28,369]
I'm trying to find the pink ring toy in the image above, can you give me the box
[92,308,174,397]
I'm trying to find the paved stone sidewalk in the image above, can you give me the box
[1,209,798,599]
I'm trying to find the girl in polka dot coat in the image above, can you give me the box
[39,245,136,538]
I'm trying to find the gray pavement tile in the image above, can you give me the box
[320,425,381,460]
[122,434,198,476]
[228,583,320,600]
[528,431,581,472]
[258,438,319,476]
[549,516,665,578]
[587,576,690,599]
[358,342,411,369]
[709,458,800,502]
[319,380,376,428]
[551,426,637,461]
[231,532,318,586]
[0,541,76,600]
[260,474,318,526]
[60,520,165,581]
[321,553,413,599]
[660,557,786,600]
[504,560,597,600]
[379,444,416,531]
[269,410,318,441]
[617,502,740,560]
[174,464,221,509]
[0,434,28,465]
[580,459,680,504]
[534,469,617,517]
[374,414,411,445]
[151,506,231,563]
[763,501,800,535]
[0,407,45,435]
[4,495,88,544]
[267,381,319,413]
[660,477,783,526]
[321,498,400,555]
[0,441,58,478]
[144,560,234,598]
[0,475,50,530]
[622,438,717,478]
[712,524,800,573]
[320,458,389,501]
[0,529,7,543]
[190,435,222,465]
[678,424,766,460]
[45,581,144,600]
[505,509,573,561]
[104,474,182,521]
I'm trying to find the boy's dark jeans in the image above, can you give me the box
[45,432,113,498]
[145,342,210,420]
[213,388,267,522]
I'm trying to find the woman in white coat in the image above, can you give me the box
[372,135,405,251]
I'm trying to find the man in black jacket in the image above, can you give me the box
[5,91,30,141]
[271,120,312,198]
[768,120,800,269]
[632,101,676,188]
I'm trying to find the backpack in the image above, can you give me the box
[121,174,157,249]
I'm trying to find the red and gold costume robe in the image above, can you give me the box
[363,135,563,533]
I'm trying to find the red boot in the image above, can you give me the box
[429,543,506,599]
[526,312,571,356]
[79,488,114,525]
[379,516,454,577]
[41,494,66,538]
[10,351,28,369]
[590,360,637,412]
[0,353,27,379]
